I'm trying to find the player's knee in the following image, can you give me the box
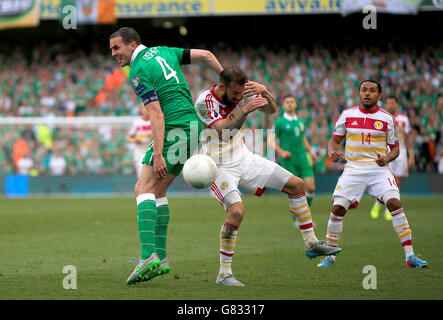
[331,204,347,217]
[283,176,305,196]
[332,196,350,216]
[383,190,401,211]
[134,178,153,196]
[227,202,244,225]
[134,180,143,196]
[386,198,402,212]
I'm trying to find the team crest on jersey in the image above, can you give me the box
[132,76,140,88]
[374,121,384,130]
[336,185,341,191]
[221,182,228,189]
[207,110,219,120]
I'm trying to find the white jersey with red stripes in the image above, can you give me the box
[194,86,254,166]
[128,117,152,152]
[388,112,411,178]
[333,105,399,172]
[393,113,411,151]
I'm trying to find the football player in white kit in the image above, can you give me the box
[370,96,415,220]
[194,67,341,286]
[127,104,152,177]
[317,80,428,268]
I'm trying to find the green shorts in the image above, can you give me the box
[280,153,314,179]
[143,112,202,176]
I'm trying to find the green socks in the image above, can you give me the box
[136,194,157,259]
[155,197,170,260]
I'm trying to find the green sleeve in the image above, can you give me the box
[129,68,155,99]
[168,47,185,65]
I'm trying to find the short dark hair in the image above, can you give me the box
[359,79,382,93]
[386,95,398,103]
[109,27,141,46]
[220,66,248,88]
[282,94,295,103]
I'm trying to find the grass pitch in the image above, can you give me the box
[0,194,442,300]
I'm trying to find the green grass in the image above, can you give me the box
[0,195,442,300]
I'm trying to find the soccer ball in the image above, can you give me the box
[182,154,217,189]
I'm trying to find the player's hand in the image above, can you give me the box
[153,154,168,179]
[328,150,343,162]
[243,96,268,114]
[375,154,387,167]
[243,81,266,97]
[281,150,292,159]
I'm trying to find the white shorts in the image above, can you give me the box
[389,150,408,178]
[332,168,400,210]
[210,151,292,208]
[134,148,146,178]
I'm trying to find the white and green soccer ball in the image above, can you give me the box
[183,154,217,189]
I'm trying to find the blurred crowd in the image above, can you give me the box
[0,41,442,176]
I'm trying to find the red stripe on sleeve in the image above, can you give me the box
[208,117,223,128]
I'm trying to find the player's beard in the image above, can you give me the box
[361,98,378,110]
[221,93,236,108]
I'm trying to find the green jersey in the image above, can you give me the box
[274,113,307,163]
[129,45,195,124]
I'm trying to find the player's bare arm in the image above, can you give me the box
[328,135,344,162]
[146,101,167,179]
[303,136,318,161]
[211,96,269,142]
[273,140,292,159]
[268,133,292,159]
[190,49,223,74]
[376,145,400,167]
[244,81,277,114]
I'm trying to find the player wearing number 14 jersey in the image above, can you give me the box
[316,80,428,268]
[370,96,415,221]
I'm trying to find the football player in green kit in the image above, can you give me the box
[272,95,318,227]
[110,27,223,285]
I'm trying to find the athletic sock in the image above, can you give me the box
[288,192,317,247]
[326,213,343,248]
[136,193,157,260]
[219,220,238,275]
[390,208,414,259]
[155,197,170,260]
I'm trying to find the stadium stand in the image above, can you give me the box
[0,15,441,177]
